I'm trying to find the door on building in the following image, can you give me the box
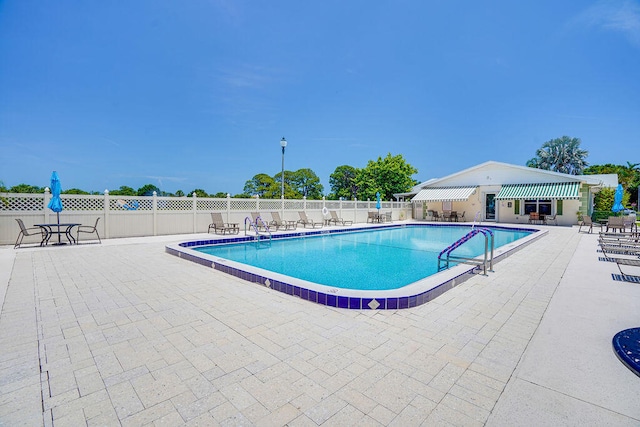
[485,194,496,221]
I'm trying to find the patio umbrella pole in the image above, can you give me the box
[48,171,65,245]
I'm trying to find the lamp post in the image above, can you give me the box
[280,137,287,216]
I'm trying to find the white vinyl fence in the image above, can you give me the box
[0,191,412,246]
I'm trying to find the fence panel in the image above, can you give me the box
[0,192,412,245]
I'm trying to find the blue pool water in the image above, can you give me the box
[194,226,531,291]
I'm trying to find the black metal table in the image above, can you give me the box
[34,223,81,245]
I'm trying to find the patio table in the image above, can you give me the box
[34,223,81,245]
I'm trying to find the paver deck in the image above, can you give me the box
[1,225,639,426]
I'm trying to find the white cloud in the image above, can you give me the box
[573,0,640,47]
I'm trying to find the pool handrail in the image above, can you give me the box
[437,227,495,275]
[471,211,482,230]
[244,215,272,244]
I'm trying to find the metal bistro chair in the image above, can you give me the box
[14,219,46,248]
[76,218,102,244]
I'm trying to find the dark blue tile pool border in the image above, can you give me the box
[167,223,544,310]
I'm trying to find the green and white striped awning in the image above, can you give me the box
[496,182,580,200]
[412,186,477,202]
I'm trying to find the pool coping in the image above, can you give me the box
[165,222,547,309]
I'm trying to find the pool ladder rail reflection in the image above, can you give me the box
[437,227,495,275]
[244,216,272,246]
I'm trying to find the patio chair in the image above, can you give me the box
[607,216,625,233]
[457,211,466,221]
[578,216,600,233]
[76,217,101,244]
[431,211,441,222]
[329,210,353,226]
[544,214,557,225]
[208,212,239,235]
[529,212,540,224]
[383,212,392,222]
[14,219,46,248]
[297,211,323,228]
[367,211,377,223]
[270,212,296,230]
[623,215,638,232]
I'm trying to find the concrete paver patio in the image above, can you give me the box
[1,226,639,426]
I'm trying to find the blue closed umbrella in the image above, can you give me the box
[376,192,381,212]
[47,171,64,243]
[612,184,624,213]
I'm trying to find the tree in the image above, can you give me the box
[585,162,640,209]
[526,136,588,175]
[190,189,208,197]
[355,153,418,201]
[594,187,630,212]
[137,184,161,196]
[109,186,136,196]
[9,184,44,193]
[175,190,185,197]
[211,192,228,198]
[329,165,358,200]
[243,174,277,198]
[64,188,90,195]
[289,168,324,199]
[273,171,299,199]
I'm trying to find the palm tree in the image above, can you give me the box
[526,136,588,175]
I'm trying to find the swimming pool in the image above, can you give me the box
[166,223,544,309]
[193,226,530,290]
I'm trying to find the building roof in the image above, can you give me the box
[404,161,617,197]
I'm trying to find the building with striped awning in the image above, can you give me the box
[399,161,617,226]
[496,182,581,200]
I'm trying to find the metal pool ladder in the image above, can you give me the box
[437,227,494,275]
[471,211,482,230]
[244,216,272,245]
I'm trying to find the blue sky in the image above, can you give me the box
[1,1,639,195]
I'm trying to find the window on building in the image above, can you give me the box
[539,200,552,215]
[524,200,537,214]
[525,199,552,214]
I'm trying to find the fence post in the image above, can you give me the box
[193,192,197,233]
[354,198,358,223]
[226,193,231,223]
[44,188,51,224]
[256,195,260,212]
[152,191,158,236]
[303,196,307,212]
[104,190,110,239]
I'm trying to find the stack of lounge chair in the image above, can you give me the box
[598,231,640,281]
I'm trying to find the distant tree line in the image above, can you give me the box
[0,153,420,201]
[5,139,635,208]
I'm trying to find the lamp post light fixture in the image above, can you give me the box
[280,137,287,200]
